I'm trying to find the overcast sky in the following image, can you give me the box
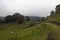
[0,0,60,17]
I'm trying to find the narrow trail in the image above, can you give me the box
[46,23,59,30]
[46,23,60,40]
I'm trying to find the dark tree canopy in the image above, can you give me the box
[56,4,60,9]
[13,13,21,17]
[4,13,25,23]
[50,10,55,16]
[4,15,14,23]
[25,16,30,21]
[49,4,60,17]
[51,10,54,15]
[55,4,60,12]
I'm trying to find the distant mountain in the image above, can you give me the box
[28,16,45,21]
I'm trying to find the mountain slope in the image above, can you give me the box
[0,23,59,40]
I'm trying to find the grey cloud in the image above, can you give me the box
[0,0,60,17]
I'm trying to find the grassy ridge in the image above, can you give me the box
[0,22,59,40]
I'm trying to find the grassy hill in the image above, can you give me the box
[45,5,60,24]
[0,4,60,40]
[0,11,60,40]
[44,5,60,40]
[0,22,59,40]
[46,13,60,23]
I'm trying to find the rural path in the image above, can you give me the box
[46,23,60,40]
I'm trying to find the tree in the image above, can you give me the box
[13,13,25,23]
[51,10,54,15]
[13,13,21,17]
[50,10,55,16]
[55,4,60,13]
[25,16,30,21]
[17,15,25,23]
[4,13,25,23]
[4,15,14,23]
[0,19,4,24]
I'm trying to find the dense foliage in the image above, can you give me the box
[4,13,25,23]
[46,4,60,25]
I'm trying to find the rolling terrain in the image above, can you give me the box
[0,22,59,40]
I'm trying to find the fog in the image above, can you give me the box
[0,0,60,17]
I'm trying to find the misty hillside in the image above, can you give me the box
[28,16,45,21]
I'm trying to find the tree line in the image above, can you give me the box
[50,4,60,16]
[46,4,60,25]
[0,13,26,24]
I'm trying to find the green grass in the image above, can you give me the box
[0,22,59,40]
[46,13,60,23]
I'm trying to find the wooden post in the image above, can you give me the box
[32,31,33,35]
[16,32,17,40]
[15,31,18,40]
[32,31,34,40]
